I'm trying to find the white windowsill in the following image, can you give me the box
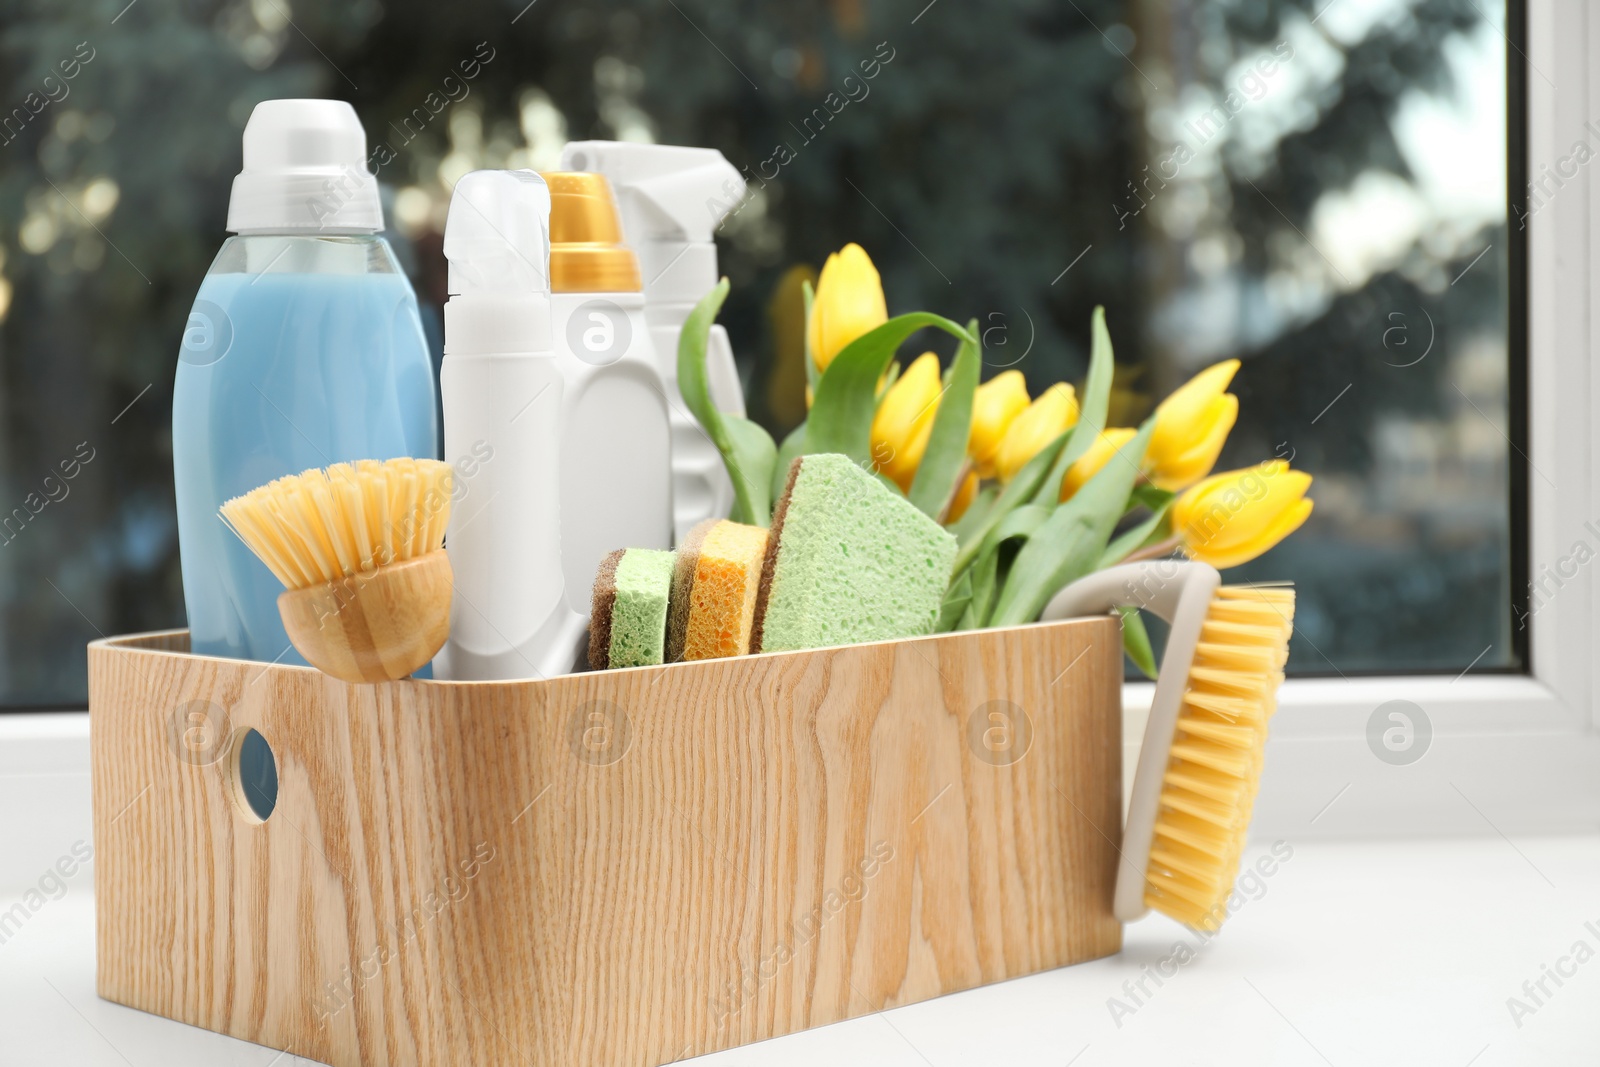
[4,836,1595,1066]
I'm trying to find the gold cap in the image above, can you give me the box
[542,171,642,293]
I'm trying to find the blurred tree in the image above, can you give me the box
[0,0,1518,699]
[0,0,326,701]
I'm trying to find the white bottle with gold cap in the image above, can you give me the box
[543,171,673,621]
[557,142,746,543]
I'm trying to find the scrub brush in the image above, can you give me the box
[220,458,455,684]
[1042,561,1294,931]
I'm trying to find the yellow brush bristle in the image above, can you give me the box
[1144,584,1294,931]
[219,459,454,590]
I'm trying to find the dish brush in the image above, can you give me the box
[220,458,454,684]
[1042,561,1294,931]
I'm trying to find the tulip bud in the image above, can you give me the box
[807,243,888,374]
[993,382,1078,483]
[1060,427,1138,501]
[1147,359,1240,491]
[1172,460,1313,570]
[870,353,943,492]
[967,370,1029,480]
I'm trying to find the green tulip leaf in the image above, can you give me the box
[958,503,1051,629]
[723,415,777,526]
[1099,498,1174,569]
[773,422,807,503]
[1034,305,1115,505]
[961,546,1000,630]
[937,569,973,633]
[678,278,777,526]
[1130,483,1174,513]
[990,501,1051,547]
[877,360,902,403]
[908,318,980,520]
[802,280,820,395]
[989,417,1155,627]
[806,312,975,462]
[676,279,726,432]
[950,428,1071,577]
[1120,607,1158,679]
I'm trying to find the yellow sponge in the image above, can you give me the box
[667,519,769,661]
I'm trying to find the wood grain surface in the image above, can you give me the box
[89,617,1123,1067]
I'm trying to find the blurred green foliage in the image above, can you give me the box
[0,0,1515,701]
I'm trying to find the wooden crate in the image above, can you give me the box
[88,618,1123,1067]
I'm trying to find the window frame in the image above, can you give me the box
[1130,0,1600,838]
[6,0,1598,844]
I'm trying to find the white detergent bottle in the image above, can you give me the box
[541,171,673,616]
[434,169,585,680]
[557,142,747,542]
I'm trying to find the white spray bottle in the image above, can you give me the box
[542,171,674,616]
[558,142,747,542]
[434,169,586,680]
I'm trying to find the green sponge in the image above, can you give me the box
[752,453,957,653]
[588,547,675,669]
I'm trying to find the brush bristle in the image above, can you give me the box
[220,459,454,590]
[1144,584,1294,931]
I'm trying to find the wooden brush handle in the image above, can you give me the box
[278,550,453,683]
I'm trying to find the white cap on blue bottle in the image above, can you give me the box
[227,99,383,235]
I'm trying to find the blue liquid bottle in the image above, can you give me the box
[173,100,438,663]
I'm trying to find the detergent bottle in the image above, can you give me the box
[173,99,437,663]
[558,142,746,542]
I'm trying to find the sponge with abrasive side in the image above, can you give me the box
[588,547,676,669]
[752,453,957,653]
[667,519,769,661]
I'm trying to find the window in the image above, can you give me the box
[1130,0,1522,677]
[0,0,1525,704]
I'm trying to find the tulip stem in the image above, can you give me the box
[1123,535,1182,563]
[935,459,974,525]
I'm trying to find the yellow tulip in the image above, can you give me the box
[807,242,888,374]
[1147,359,1240,491]
[1172,461,1313,570]
[992,382,1078,483]
[947,470,979,522]
[968,370,1029,479]
[870,353,942,491]
[1060,427,1138,501]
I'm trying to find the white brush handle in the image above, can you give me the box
[1041,561,1221,922]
